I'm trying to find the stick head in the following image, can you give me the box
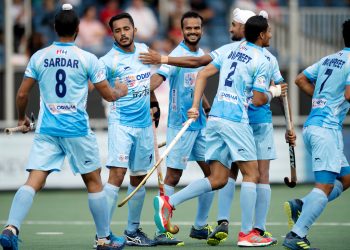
[166,223,179,234]
[284,177,296,188]
[4,128,12,135]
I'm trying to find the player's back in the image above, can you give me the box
[210,41,270,123]
[304,48,350,129]
[25,41,105,137]
[157,41,206,130]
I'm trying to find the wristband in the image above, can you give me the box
[161,55,168,64]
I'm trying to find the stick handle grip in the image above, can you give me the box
[118,119,194,207]
[4,125,30,135]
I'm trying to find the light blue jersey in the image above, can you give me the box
[210,41,283,124]
[157,41,206,130]
[210,41,270,123]
[303,48,350,129]
[24,42,106,137]
[99,42,152,127]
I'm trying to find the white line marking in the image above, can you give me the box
[36,232,64,235]
[1,221,349,226]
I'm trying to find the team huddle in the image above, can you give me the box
[1,3,350,250]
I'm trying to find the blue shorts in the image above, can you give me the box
[26,131,101,174]
[250,123,276,160]
[107,124,154,175]
[166,127,205,170]
[205,117,257,168]
[303,125,349,173]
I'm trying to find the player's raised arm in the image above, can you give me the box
[188,64,218,120]
[140,48,213,68]
[295,72,315,96]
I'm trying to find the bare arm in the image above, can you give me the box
[16,77,36,128]
[150,73,165,91]
[188,64,218,120]
[202,94,211,110]
[94,79,128,102]
[252,90,269,106]
[295,73,314,97]
[345,85,350,102]
[139,49,213,68]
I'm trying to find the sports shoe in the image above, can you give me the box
[124,228,156,247]
[284,199,303,230]
[154,232,184,246]
[254,228,278,245]
[94,233,126,249]
[189,224,212,240]
[207,221,229,246]
[0,227,19,250]
[153,195,174,233]
[283,231,319,250]
[237,229,274,247]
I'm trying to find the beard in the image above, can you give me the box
[116,33,134,48]
[231,34,242,41]
[184,35,201,46]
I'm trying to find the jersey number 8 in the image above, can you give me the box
[55,69,67,98]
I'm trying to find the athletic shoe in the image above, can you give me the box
[93,232,125,249]
[284,199,303,230]
[0,228,19,250]
[237,229,274,247]
[153,195,174,233]
[154,232,184,246]
[283,231,319,250]
[207,221,229,246]
[254,228,278,245]
[96,234,126,250]
[124,228,157,247]
[189,224,213,240]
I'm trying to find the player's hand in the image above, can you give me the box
[280,83,288,97]
[285,129,296,146]
[139,49,161,65]
[114,78,128,99]
[187,107,199,121]
[151,101,161,128]
[18,115,31,133]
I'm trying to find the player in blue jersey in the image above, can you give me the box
[141,9,295,246]
[98,13,156,247]
[282,19,350,250]
[153,15,283,247]
[0,4,128,250]
[149,11,214,246]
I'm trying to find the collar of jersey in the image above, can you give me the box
[246,42,263,51]
[344,47,350,51]
[180,41,199,54]
[53,41,75,46]
[113,42,136,54]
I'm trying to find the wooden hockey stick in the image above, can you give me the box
[4,113,35,135]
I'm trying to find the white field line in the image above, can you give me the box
[1,220,350,226]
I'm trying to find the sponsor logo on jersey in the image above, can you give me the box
[56,49,67,55]
[184,72,198,88]
[218,91,239,104]
[132,85,150,98]
[118,154,129,162]
[171,89,177,111]
[312,98,327,108]
[47,103,77,114]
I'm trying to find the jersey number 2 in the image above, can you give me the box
[224,62,237,87]
[55,69,67,98]
[319,68,333,94]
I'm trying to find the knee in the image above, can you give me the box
[208,176,228,190]
[164,169,182,186]
[258,172,269,184]
[108,168,127,186]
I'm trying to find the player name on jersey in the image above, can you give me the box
[44,58,79,69]
[227,51,252,64]
[322,57,345,69]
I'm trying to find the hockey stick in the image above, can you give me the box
[118,119,194,209]
[153,121,165,196]
[281,95,297,188]
[4,113,35,135]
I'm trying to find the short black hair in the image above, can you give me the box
[54,8,79,37]
[343,19,350,47]
[109,12,134,30]
[244,15,268,43]
[181,11,203,29]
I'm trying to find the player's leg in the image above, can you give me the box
[0,134,63,250]
[283,126,341,250]
[190,129,214,240]
[123,125,156,247]
[207,165,237,246]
